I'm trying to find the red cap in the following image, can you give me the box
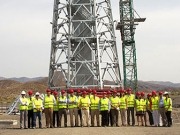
[77,89,81,93]
[61,90,65,94]
[92,90,97,94]
[82,91,87,95]
[46,89,51,93]
[152,90,156,95]
[69,89,74,93]
[159,91,163,95]
[141,92,145,96]
[28,90,33,95]
[136,92,141,96]
[53,91,58,95]
[113,90,117,94]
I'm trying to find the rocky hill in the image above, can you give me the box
[0,77,180,102]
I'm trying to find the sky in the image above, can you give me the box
[0,0,180,83]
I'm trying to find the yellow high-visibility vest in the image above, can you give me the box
[27,97,35,110]
[164,98,172,111]
[53,98,59,111]
[90,96,100,110]
[100,98,109,111]
[19,97,28,111]
[151,97,159,110]
[68,96,77,109]
[119,96,127,109]
[141,99,147,111]
[80,97,90,110]
[44,95,54,108]
[33,99,43,112]
[110,96,119,109]
[127,94,135,107]
[59,96,67,109]
[135,99,143,111]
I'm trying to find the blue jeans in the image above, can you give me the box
[33,112,42,128]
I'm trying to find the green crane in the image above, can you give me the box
[116,0,145,92]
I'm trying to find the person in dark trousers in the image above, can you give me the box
[27,90,34,128]
[100,92,110,127]
[76,89,82,127]
[146,93,154,126]
[164,92,173,127]
[53,91,59,127]
[126,88,135,126]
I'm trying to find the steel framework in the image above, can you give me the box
[48,0,122,89]
[116,0,145,91]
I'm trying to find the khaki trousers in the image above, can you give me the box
[120,108,127,126]
[44,108,53,127]
[69,108,78,127]
[91,109,100,126]
[81,109,90,127]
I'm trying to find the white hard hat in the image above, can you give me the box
[21,91,26,95]
[35,92,40,96]
[164,91,169,95]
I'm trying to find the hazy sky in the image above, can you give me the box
[0,0,180,83]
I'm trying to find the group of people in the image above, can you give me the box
[18,88,173,129]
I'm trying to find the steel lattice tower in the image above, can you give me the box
[48,0,122,89]
[116,0,145,91]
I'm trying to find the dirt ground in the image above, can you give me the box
[0,111,180,135]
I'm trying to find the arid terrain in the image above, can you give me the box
[0,78,180,135]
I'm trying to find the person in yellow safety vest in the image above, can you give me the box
[43,89,56,128]
[146,93,154,126]
[53,91,59,127]
[141,92,147,126]
[68,89,78,127]
[126,88,135,126]
[151,90,159,127]
[58,90,68,127]
[100,92,111,127]
[27,90,35,129]
[32,92,43,129]
[164,91,172,127]
[158,91,168,127]
[135,92,144,126]
[110,90,120,127]
[119,90,127,126]
[76,89,82,127]
[107,90,113,126]
[19,90,29,129]
[79,91,91,127]
[90,90,100,127]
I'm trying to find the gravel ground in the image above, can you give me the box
[0,111,180,135]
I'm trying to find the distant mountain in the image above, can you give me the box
[0,77,45,83]
[147,81,180,88]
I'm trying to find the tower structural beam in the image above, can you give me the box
[48,0,122,90]
[116,0,145,92]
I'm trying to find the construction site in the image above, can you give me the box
[0,0,180,134]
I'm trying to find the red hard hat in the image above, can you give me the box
[69,89,74,93]
[46,89,51,93]
[127,88,132,91]
[107,90,111,94]
[92,90,97,94]
[159,91,163,95]
[141,92,145,96]
[113,90,117,94]
[136,92,141,96]
[152,90,156,95]
[88,89,92,93]
[53,91,58,95]
[77,89,81,93]
[61,90,65,94]
[28,90,33,95]
[103,92,107,95]
[82,91,87,95]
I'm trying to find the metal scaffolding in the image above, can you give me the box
[48,0,122,90]
[116,0,145,91]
